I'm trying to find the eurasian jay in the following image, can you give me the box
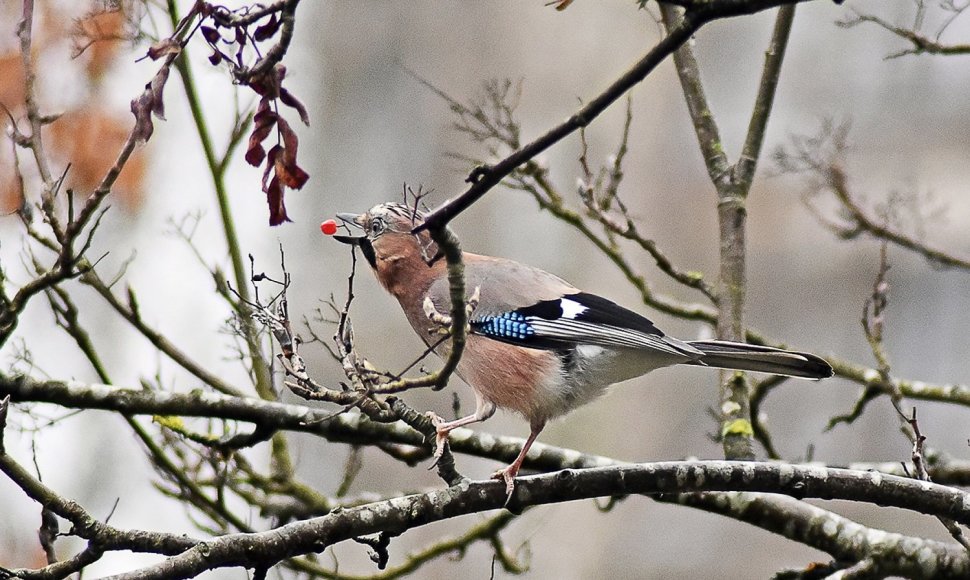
[333,202,832,493]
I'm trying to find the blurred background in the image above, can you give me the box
[1,0,969,577]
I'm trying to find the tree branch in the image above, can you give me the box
[8,376,970,578]
[664,492,967,577]
[839,9,970,58]
[659,3,800,460]
[16,0,54,187]
[417,0,819,232]
[659,4,730,183]
[102,461,970,580]
[828,165,970,271]
[735,3,796,186]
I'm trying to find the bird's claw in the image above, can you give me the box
[423,298,452,334]
[491,465,518,505]
[465,286,481,316]
[425,411,451,462]
[423,287,481,336]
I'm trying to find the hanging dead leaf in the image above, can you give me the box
[265,174,288,226]
[279,88,309,126]
[274,117,308,189]
[147,38,181,61]
[245,99,277,166]
[254,15,281,41]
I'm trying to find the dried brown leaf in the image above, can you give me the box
[130,86,155,142]
[266,175,289,225]
[147,38,181,61]
[262,144,282,190]
[274,154,309,189]
[245,100,277,166]
[279,88,309,126]
[235,27,248,47]
[262,145,290,225]
[275,117,308,189]
[254,15,281,41]
[201,26,221,44]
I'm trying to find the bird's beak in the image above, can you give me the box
[333,212,364,245]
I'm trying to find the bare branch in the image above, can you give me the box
[16,0,54,187]
[100,461,970,580]
[828,165,970,271]
[80,269,246,397]
[777,124,970,271]
[664,492,963,578]
[839,8,970,58]
[418,0,819,231]
[0,416,199,576]
[659,3,802,460]
[735,4,797,186]
[659,4,730,184]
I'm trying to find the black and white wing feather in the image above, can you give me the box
[471,292,702,358]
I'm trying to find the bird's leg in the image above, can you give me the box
[426,393,496,461]
[492,419,545,500]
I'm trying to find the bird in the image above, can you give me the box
[331,202,832,495]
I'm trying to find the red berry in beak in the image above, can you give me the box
[320,219,338,235]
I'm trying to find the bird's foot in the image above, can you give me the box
[491,464,519,505]
[465,286,481,316]
[423,298,452,335]
[425,411,451,462]
[422,287,481,336]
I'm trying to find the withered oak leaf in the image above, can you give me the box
[245,99,278,166]
[254,15,281,42]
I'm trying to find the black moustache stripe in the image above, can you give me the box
[360,238,377,269]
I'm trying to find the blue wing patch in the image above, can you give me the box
[473,312,536,341]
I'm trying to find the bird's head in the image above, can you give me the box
[333,202,439,292]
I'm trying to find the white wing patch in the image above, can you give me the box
[526,318,701,356]
[559,298,588,319]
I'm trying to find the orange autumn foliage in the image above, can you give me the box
[48,106,147,209]
[0,53,25,111]
[0,53,25,213]
[73,8,126,80]
[0,3,147,214]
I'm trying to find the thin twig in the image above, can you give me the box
[829,165,970,271]
[735,4,797,187]
[839,9,970,58]
[419,0,816,230]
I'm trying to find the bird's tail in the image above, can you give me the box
[685,340,832,380]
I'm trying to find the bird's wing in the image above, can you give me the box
[425,254,699,356]
[470,291,702,357]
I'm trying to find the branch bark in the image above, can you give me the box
[101,461,970,580]
[6,376,970,578]
[659,4,798,460]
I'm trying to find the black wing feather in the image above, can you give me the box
[471,292,699,357]
[565,292,665,337]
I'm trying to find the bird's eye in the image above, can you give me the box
[369,217,387,236]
